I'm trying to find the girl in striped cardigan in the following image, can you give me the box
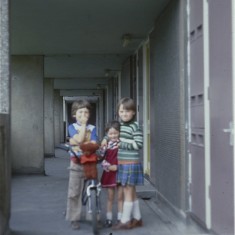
[113,97,144,230]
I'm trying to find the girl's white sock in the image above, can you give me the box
[132,200,141,220]
[121,201,133,223]
[106,212,112,220]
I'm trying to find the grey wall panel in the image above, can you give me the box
[209,0,234,234]
[149,0,183,208]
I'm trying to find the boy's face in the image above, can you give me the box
[74,107,90,124]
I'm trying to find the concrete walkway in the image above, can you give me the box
[10,148,210,235]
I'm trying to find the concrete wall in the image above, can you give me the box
[54,90,63,146]
[44,55,123,78]
[44,78,55,157]
[54,78,110,90]
[0,115,10,235]
[121,57,131,97]
[0,0,10,234]
[11,56,44,174]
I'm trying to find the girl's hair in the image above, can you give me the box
[105,120,120,133]
[71,100,92,116]
[117,97,136,113]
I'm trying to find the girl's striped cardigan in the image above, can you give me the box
[118,121,143,164]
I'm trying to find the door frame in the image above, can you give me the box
[232,0,235,229]
[142,40,151,176]
[203,0,211,228]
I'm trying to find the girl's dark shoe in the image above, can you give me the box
[131,218,143,228]
[112,221,132,230]
[104,219,112,228]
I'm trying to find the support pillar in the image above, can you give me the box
[0,0,10,234]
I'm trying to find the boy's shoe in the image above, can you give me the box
[71,221,80,230]
[104,219,112,228]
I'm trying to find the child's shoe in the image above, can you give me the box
[71,221,80,230]
[104,219,112,228]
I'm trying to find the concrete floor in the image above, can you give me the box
[10,148,211,235]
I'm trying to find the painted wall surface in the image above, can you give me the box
[11,56,44,174]
[44,55,123,78]
[149,0,186,209]
[54,90,63,146]
[54,78,109,90]
[121,57,131,97]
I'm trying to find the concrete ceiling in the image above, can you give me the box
[10,0,170,79]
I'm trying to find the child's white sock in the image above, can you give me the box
[121,201,133,223]
[132,200,141,220]
[106,212,112,220]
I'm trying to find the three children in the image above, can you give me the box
[66,97,143,231]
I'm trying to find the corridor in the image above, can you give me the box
[10,148,209,235]
[0,1,234,234]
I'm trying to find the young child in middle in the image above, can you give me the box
[100,120,123,228]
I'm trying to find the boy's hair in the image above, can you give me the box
[117,97,136,113]
[71,100,92,116]
[105,120,120,133]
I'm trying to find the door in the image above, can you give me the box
[189,0,208,226]
[209,0,234,234]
